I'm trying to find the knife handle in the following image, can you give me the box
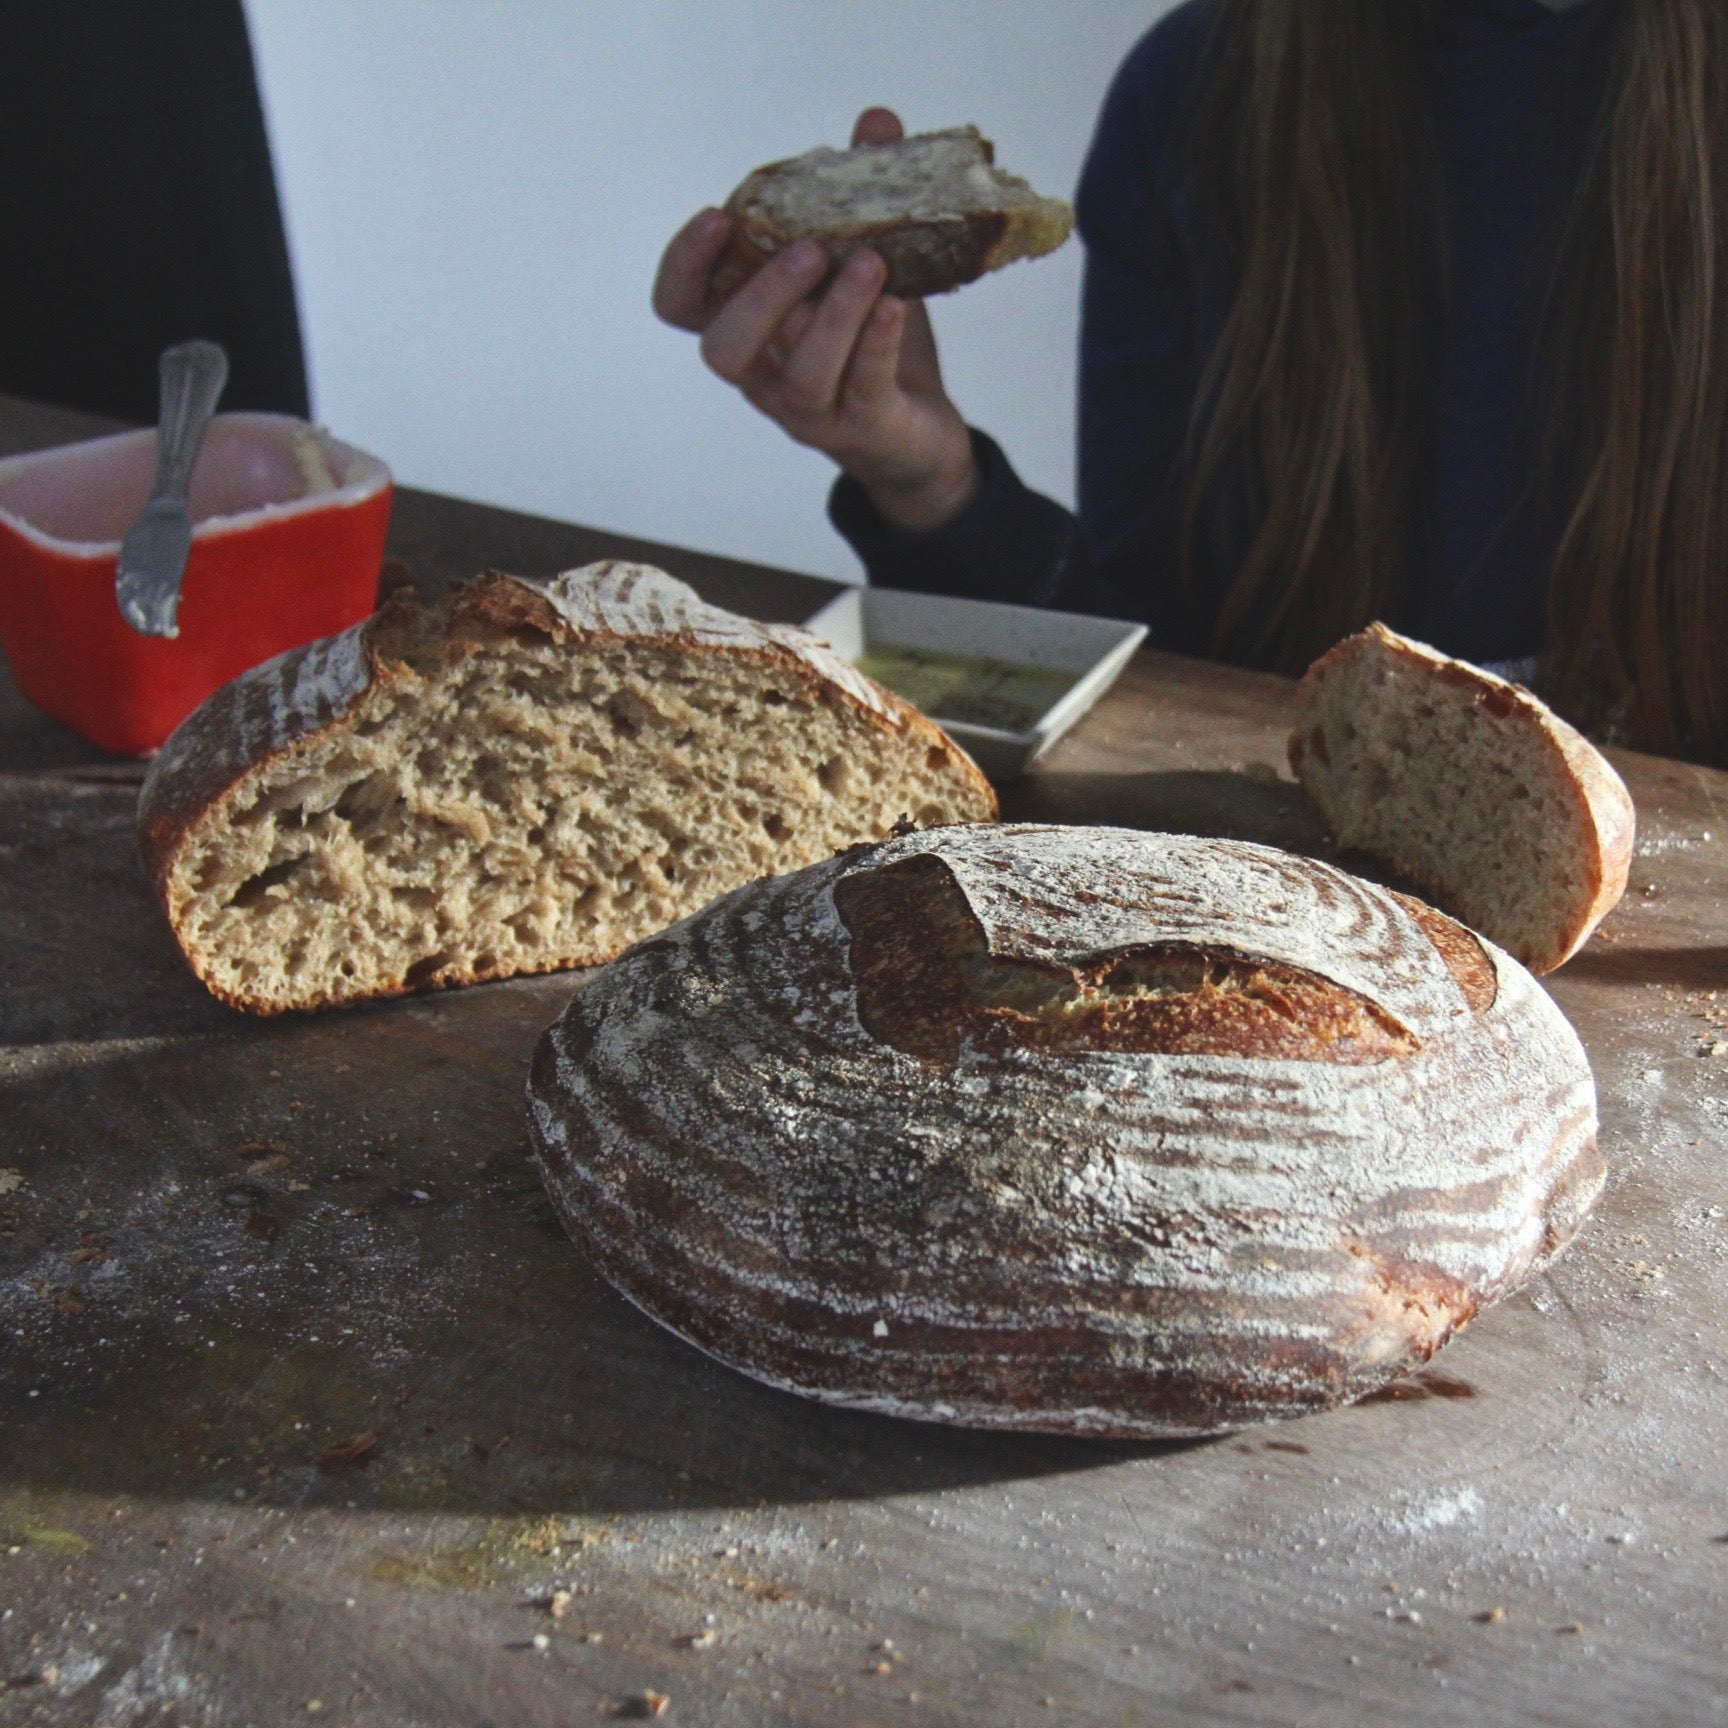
[153,340,230,501]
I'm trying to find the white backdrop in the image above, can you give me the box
[244,2,1169,583]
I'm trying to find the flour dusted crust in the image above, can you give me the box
[714,125,1074,301]
[528,824,1602,1438]
[138,561,995,1014]
[1290,623,1635,974]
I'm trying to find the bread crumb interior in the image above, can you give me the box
[758,131,1042,227]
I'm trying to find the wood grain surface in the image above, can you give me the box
[1,394,1725,1727]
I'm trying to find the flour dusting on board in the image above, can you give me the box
[1384,1486,1482,1535]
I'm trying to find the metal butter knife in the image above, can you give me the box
[115,339,230,638]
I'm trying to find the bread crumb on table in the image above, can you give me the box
[608,1695,669,1720]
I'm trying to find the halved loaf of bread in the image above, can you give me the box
[714,124,1073,301]
[1289,623,1634,974]
[138,561,996,1014]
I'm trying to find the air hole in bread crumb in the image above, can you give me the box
[604,693,647,738]
[231,856,305,909]
[473,754,514,809]
[404,952,453,988]
[333,770,400,836]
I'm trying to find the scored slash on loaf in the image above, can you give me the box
[528,824,1603,1439]
[714,124,1074,302]
[137,561,995,1014]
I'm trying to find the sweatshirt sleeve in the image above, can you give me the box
[827,429,1084,610]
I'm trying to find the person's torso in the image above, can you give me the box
[1080,0,1614,664]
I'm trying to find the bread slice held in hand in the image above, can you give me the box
[138,561,996,1014]
[1289,623,1634,974]
[714,124,1073,301]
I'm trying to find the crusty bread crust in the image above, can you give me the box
[138,561,996,1014]
[1289,623,1634,974]
[139,592,386,909]
[528,824,1603,1438]
[712,211,1020,303]
[713,125,1073,301]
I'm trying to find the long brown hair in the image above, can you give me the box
[1186,0,1728,761]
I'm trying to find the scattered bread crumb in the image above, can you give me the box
[316,1430,378,1471]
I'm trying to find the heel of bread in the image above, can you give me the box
[1289,622,1634,974]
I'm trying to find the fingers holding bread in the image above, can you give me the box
[763,250,892,425]
[654,109,910,341]
[698,238,831,384]
[651,207,736,332]
[851,106,905,148]
[840,294,910,417]
[694,238,918,470]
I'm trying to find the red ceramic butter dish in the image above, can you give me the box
[0,413,391,755]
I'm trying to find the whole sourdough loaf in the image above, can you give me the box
[137,561,995,1014]
[1290,623,1634,974]
[714,125,1073,301]
[528,824,1602,1438]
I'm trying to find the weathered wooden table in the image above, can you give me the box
[2,394,1724,1727]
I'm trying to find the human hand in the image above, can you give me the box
[652,108,979,533]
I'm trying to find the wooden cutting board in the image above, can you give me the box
[1,394,1724,1727]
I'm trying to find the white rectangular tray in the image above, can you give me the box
[802,587,1147,781]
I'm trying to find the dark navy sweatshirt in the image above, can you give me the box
[830,0,1611,670]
